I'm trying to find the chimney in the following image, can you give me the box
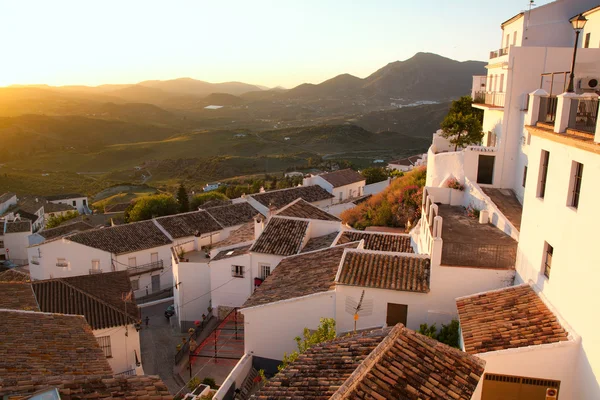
[35,198,38,203]
[254,215,265,240]
[267,203,277,219]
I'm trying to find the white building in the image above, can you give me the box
[203,182,221,192]
[387,154,427,172]
[45,193,90,214]
[0,192,17,215]
[31,271,144,376]
[1,219,32,264]
[302,168,366,202]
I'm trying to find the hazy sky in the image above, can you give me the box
[1,0,552,88]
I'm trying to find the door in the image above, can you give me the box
[386,303,408,326]
[481,373,560,400]
[151,275,160,292]
[477,155,495,185]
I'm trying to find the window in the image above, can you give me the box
[151,252,159,264]
[260,264,271,279]
[31,255,40,265]
[386,303,408,326]
[505,33,510,48]
[72,200,76,207]
[537,150,550,198]
[56,258,68,267]
[568,162,584,209]
[231,265,244,278]
[338,192,343,201]
[512,31,517,46]
[131,279,139,291]
[522,166,527,187]
[0,240,4,248]
[91,260,100,271]
[543,242,553,279]
[83,199,87,206]
[128,257,137,267]
[97,335,112,358]
[584,33,591,48]
[499,74,504,93]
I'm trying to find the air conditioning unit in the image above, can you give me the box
[579,77,599,90]
[545,388,558,400]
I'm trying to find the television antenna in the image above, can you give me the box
[345,290,373,332]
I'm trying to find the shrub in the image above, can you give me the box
[465,204,480,219]
[279,318,336,372]
[361,167,388,184]
[418,323,437,338]
[190,192,229,210]
[46,210,79,229]
[187,377,201,391]
[125,194,179,222]
[417,319,460,348]
[445,177,464,191]
[201,377,217,389]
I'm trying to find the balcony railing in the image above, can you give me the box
[538,96,559,125]
[127,260,164,276]
[569,98,599,134]
[441,242,517,269]
[473,91,505,107]
[56,262,68,267]
[89,268,103,274]
[489,47,509,59]
[31,259,40,265]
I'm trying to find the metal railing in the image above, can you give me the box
[539,96,559,124]
[174,309,214,365]
[441,242,517,269]
[473,91,505,107]
[114,368,136,377]
[56,262,68,267]
[569,98,599,134]
[489,47,509,59]
[127,260,163,276]
[89,268,103,274]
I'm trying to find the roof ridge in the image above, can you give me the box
[34,278,138,322]
[330,325,402,400]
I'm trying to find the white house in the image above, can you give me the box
[245,185,334,216]
[203,182,221,192]
[302,169,366,202]
[45,193,90,214]
[387,154,426,172]
[31,271,144,376]
[1,219,32,264]
[0,192,17,215]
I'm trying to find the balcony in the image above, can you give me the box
[489,47,509,59]
[127,260,164,276]
[56,261,68,267]
[473,91,505,108]
[89,268,103,274]
[569,97,599,134]
[538,96,559,125]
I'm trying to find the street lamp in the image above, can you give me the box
[567,14,587,92]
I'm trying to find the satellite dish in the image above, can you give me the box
[345,290,373,332]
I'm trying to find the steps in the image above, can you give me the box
[238,367,258,399]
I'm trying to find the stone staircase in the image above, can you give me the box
[237,367,258,399]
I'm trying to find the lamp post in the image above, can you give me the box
[567,14,587,93]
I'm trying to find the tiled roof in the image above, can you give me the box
[0,375,171,399]
[4,220,31,233]
[0,282,39,311]
[205,202,260,227]
[32,271,139,330]
[213,220,255,249]
[45,193,86,201]
[250,185,334,209]
[13,197,45,215]
[336,231,413,253]
[12,209,39,222]
[0,269,30,282]
[250,217,309,256]
[301,231,339,253]
[38,221,95,240]
[212,244,252,261]
[104,202,131,213]
[243,243,359,309]
[67,220,172,254]
[0,192,16,204]
[155,210,223,239]
[254,325,484,400]
[337,250,430,293]
[457,284,569,355]
[0,310,113,380]
[277,198,340,221]
[319,169,365,188]
[43,201,76,213]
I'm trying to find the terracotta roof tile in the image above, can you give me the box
[68,220,172,254]
[205,202,260,227]
[277,198,340,221]
[0,282,39,310]
[243,243,359,309]
[4,220,31,233]
[0,375,171,399]
[336,231,413,252]
[254,325,484,400]
[213,221,255,249]
[38,221,94,240]
[155,210,223,238]
[457,284,569,354]
[32,271,139,330]
[250,185,334,209]
[319,169,365,188]
[43,201,76,213]
[0,269,30,282]
[337,250,430,293]
[212,244,252,261]
[250,217,309,256]
[301,231,340,253]
[0,310,113,381]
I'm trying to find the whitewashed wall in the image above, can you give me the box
[172,254,211,327]
[363,178,390,196]
[3,230,30,261]
[50,196,88,214]
[242,291,336,361]
[210,253,252,310]
[94,324,143,376]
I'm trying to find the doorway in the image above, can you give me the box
[477,155,495,185]
[481,373,560,400]
[151,275,160,293]
[386,303,408,326]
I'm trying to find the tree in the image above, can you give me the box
[279,318,337,371]
[361,167,388,185]
[46,210,79,229]
[440,96,484,151]
[126,194,179,222]
[190,192,229,209]
[176,183,189,213]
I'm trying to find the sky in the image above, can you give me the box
[0,0,553,88]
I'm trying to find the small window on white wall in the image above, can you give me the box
[91,260,100,271]
[131,279,139,291]
[260,264,271,280]
[128,257,137,267]
[499,74,504,93]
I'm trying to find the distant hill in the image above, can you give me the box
[138,78,263,97]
